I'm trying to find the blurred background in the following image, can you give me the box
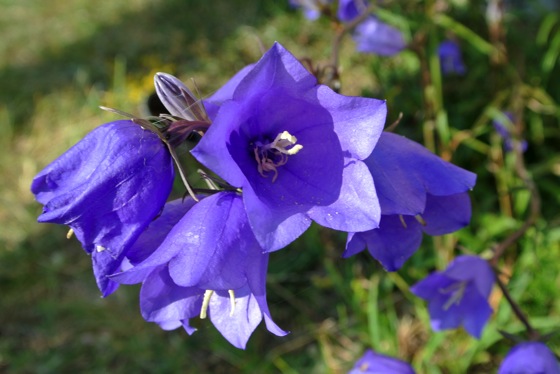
[1,0,559,372]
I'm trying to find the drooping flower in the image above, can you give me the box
[492,111,528,153]
[353,17,406,56]
[344,132,476,271]
[191,42,387,251]
[498,342,560,374]
[438,40,466,76]
[111,192,287,349]
[410,255,495,338]
[338,0,368,22]
[289,0,331,20]
[31,120,174,296]
[348,349,415,374]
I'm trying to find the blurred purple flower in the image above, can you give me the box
[438,40,466,75]
[191,42,387,251]
[410,255,495,338]
[353,17,406,56]
[111,193,287,349]
[348,349,415,374]
[289,0,330,20]
[338,0,368,22]
[344,132,476,271]
[492,112,528,152]
[31,120,174,296]
[498,342,560,374]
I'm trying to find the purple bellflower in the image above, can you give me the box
[344,132,476,271]
[338,0,368,22]
[410,255,495,338]
[353,17,406,56]
[191,42,387,251]
[289,0,330,20]
[31,120,174,296]
[492,112,528,153]
[498,342,560,374]
[348,349,415,374]
[438,40,466,76]
[111,192,287,349]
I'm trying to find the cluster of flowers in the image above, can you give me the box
[30,41,558,371]
[290,0,406,56]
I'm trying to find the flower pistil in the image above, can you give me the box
[253,130,303,182]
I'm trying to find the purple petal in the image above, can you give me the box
[110,198,198,285]
[31,120,174,295]
[338,0,368,22]
[367,132,476,216]
[347,214,423,271]
[316,85,386,160]
[154,72,205,120]
[203,64,255,121]
[308,159,380,232]
[209,287,263,349]
[421,193,472,236]
[499,342,560,374]
[349,349,416,374]
[140,266,202,324]
[443,256,495,298]
[243,184,312,251]
[438,40,466,76]
[353,17,406,56]
[168,192,252,290]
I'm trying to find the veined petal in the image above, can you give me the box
[421,193,472,236]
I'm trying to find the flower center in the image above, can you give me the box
[439,281,468,310]
[253,131,303,182]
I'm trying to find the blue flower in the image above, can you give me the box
[31,120,174,296]
[344,132,476,270]
[353,17,406,56]
[191,42,387,251]
[410,255,495,338]
[338,0,368,22]
[498,342,560,374]
[111,193,287,349]
[289,0,330,20]
[438,40,466,76]
[348,349,415,374]
[492,111,528,153]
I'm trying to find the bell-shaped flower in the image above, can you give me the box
[410,255,495,338]
[348,349,415,374]
[111,192,287,349]
[191,42,387,251]
[438,40,466,76]
[498,342,560,374]
[353,17,406,56]
[492,111,528,153]
[289,0,331,20]
[344,132,476,270]
[337,0,368,22]
[31,120,174,296]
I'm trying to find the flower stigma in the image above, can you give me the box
[398,215,408,229]
[253,130,303,182]
[200,290,214,319]
[228,290,236,317]
[439,281,468,310]
[415,214,427,226]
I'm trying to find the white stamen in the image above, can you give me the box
[200,290,214,319]
[228,290,236,317]
[440,281,468,310]
[95,245,106,252]
[66,228,74,239]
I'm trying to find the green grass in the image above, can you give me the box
[2,0,559,372]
